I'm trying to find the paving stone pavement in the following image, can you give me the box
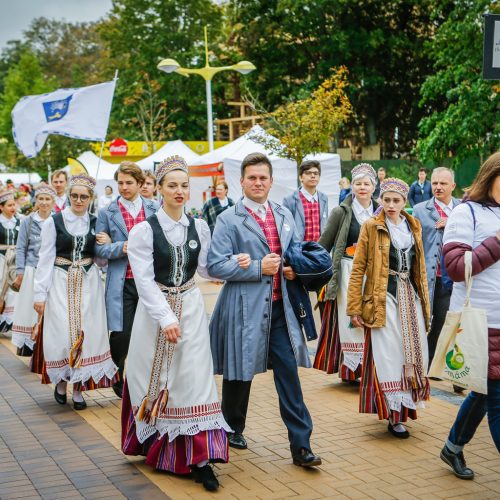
[0,278,499,499]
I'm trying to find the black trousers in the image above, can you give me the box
[428,277,452,365]
[222,300,313,453]
[109,278,139,384]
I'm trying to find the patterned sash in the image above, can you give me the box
[136,278,196,424]
[54,256,93,368]
[388,269,429,402]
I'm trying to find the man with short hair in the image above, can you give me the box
[413,167,459,364]
[51,170,69,212]
[409,168,433,207]
[282,160,328,241]
[95,161,158,398]
[373,167,386,199]
[208,152,321,468]
[140,170,157,200]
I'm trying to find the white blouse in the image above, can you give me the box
[127,209,211,330]
[352,197,374,225]
[33,208,90,303]
[0,213,17,229]
[386,216,413,250]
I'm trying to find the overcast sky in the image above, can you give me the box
[0,0,113,50]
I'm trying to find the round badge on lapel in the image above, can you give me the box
[189,239,198,249]
[284,223,291,232]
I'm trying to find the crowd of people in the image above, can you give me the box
[0,151,499,491]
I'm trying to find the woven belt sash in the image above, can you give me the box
[54,256,93,368]
[136,278,196,424]
[388,269,429,402]
[0,245,16,307]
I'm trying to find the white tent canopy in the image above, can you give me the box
[137,140,199,171]
[0,172,42,185]
[74,151,119,198]
[186,125,341,211]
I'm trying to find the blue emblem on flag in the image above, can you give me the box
[42,95,73,122]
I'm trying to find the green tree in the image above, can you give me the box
[416,0,500,165]
[228,0,440,158]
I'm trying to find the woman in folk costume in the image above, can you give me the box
[314,163,378,381]
[122,156,231,492]
[202,181,234,234]
[0,190,22,333]
[11,186,55,353]
[347,178,430,438]
[33,175,117,410]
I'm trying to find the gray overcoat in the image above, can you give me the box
[208,200,312,381]
[95,197,158,331]
[412,196,460,309]
[282,189,329,240]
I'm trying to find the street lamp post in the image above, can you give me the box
[157,26,256,151]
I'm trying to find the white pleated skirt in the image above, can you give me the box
[11,266,37,349]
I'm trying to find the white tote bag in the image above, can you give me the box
[428,251,489,394]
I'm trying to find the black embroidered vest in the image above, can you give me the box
[388,242,417,298]
[146,214,200,287]
[53,212,96,271]
[0,217,21,254]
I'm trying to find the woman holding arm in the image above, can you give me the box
[314,163,378,381]
[11,186,55,352]
[439,152,500,480]
[347,178,430,438]
[33,175,117,410]
[122,156,231,492]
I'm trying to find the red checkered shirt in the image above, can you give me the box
[434,200,449,278]
[246,205,283,301]
[299,191,321,241]
[118,200,146,279]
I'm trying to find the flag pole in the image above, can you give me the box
[95,71,119,181]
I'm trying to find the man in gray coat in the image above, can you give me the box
[95,162,158,398]
[282,160,329,241]
[413,167,459,364]
[208,152,321,468]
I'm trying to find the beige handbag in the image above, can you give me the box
[428,251,489,394]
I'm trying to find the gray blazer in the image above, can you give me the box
[412,196,460,309]
[16,213,43,274]
[282,189,329,240]
[95,197,159,331]
[208,200,311,381]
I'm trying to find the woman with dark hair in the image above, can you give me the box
[347,178,430,438]
[0,190,22,333]
[202,181,234,233]
[34,175,117,410]
[122,156,230,492]
[440,151,500,480]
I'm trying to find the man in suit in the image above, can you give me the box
[409,168,433,207]
[95,162,159,398]
[413,167,459,364]
[208,152,321,468]
[282,160,329,241]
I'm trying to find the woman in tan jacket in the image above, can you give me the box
[347,178,430,438]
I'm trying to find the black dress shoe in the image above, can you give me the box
[191,464,219,491]
[112,382,123,399]
[387,422,410,439]
[72,397,87,411]
[440,446,474,480]
[227,432,247,449]
[54,386,67,405]
[292,448,322,467]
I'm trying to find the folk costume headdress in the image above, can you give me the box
[351,163,377,185]
[380,178,409,199]
[69,174,97,193]
[35,185,56,199]
[155,156,189,184]
[0,190,14,204]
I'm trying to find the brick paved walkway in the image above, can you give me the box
[0,278,499,499]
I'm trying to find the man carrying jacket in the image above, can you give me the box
[208,152,321,468]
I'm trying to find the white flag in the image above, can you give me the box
[12,80,116,158]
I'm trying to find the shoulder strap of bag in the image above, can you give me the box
[465,202,476,229]
[463,250,473,306]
